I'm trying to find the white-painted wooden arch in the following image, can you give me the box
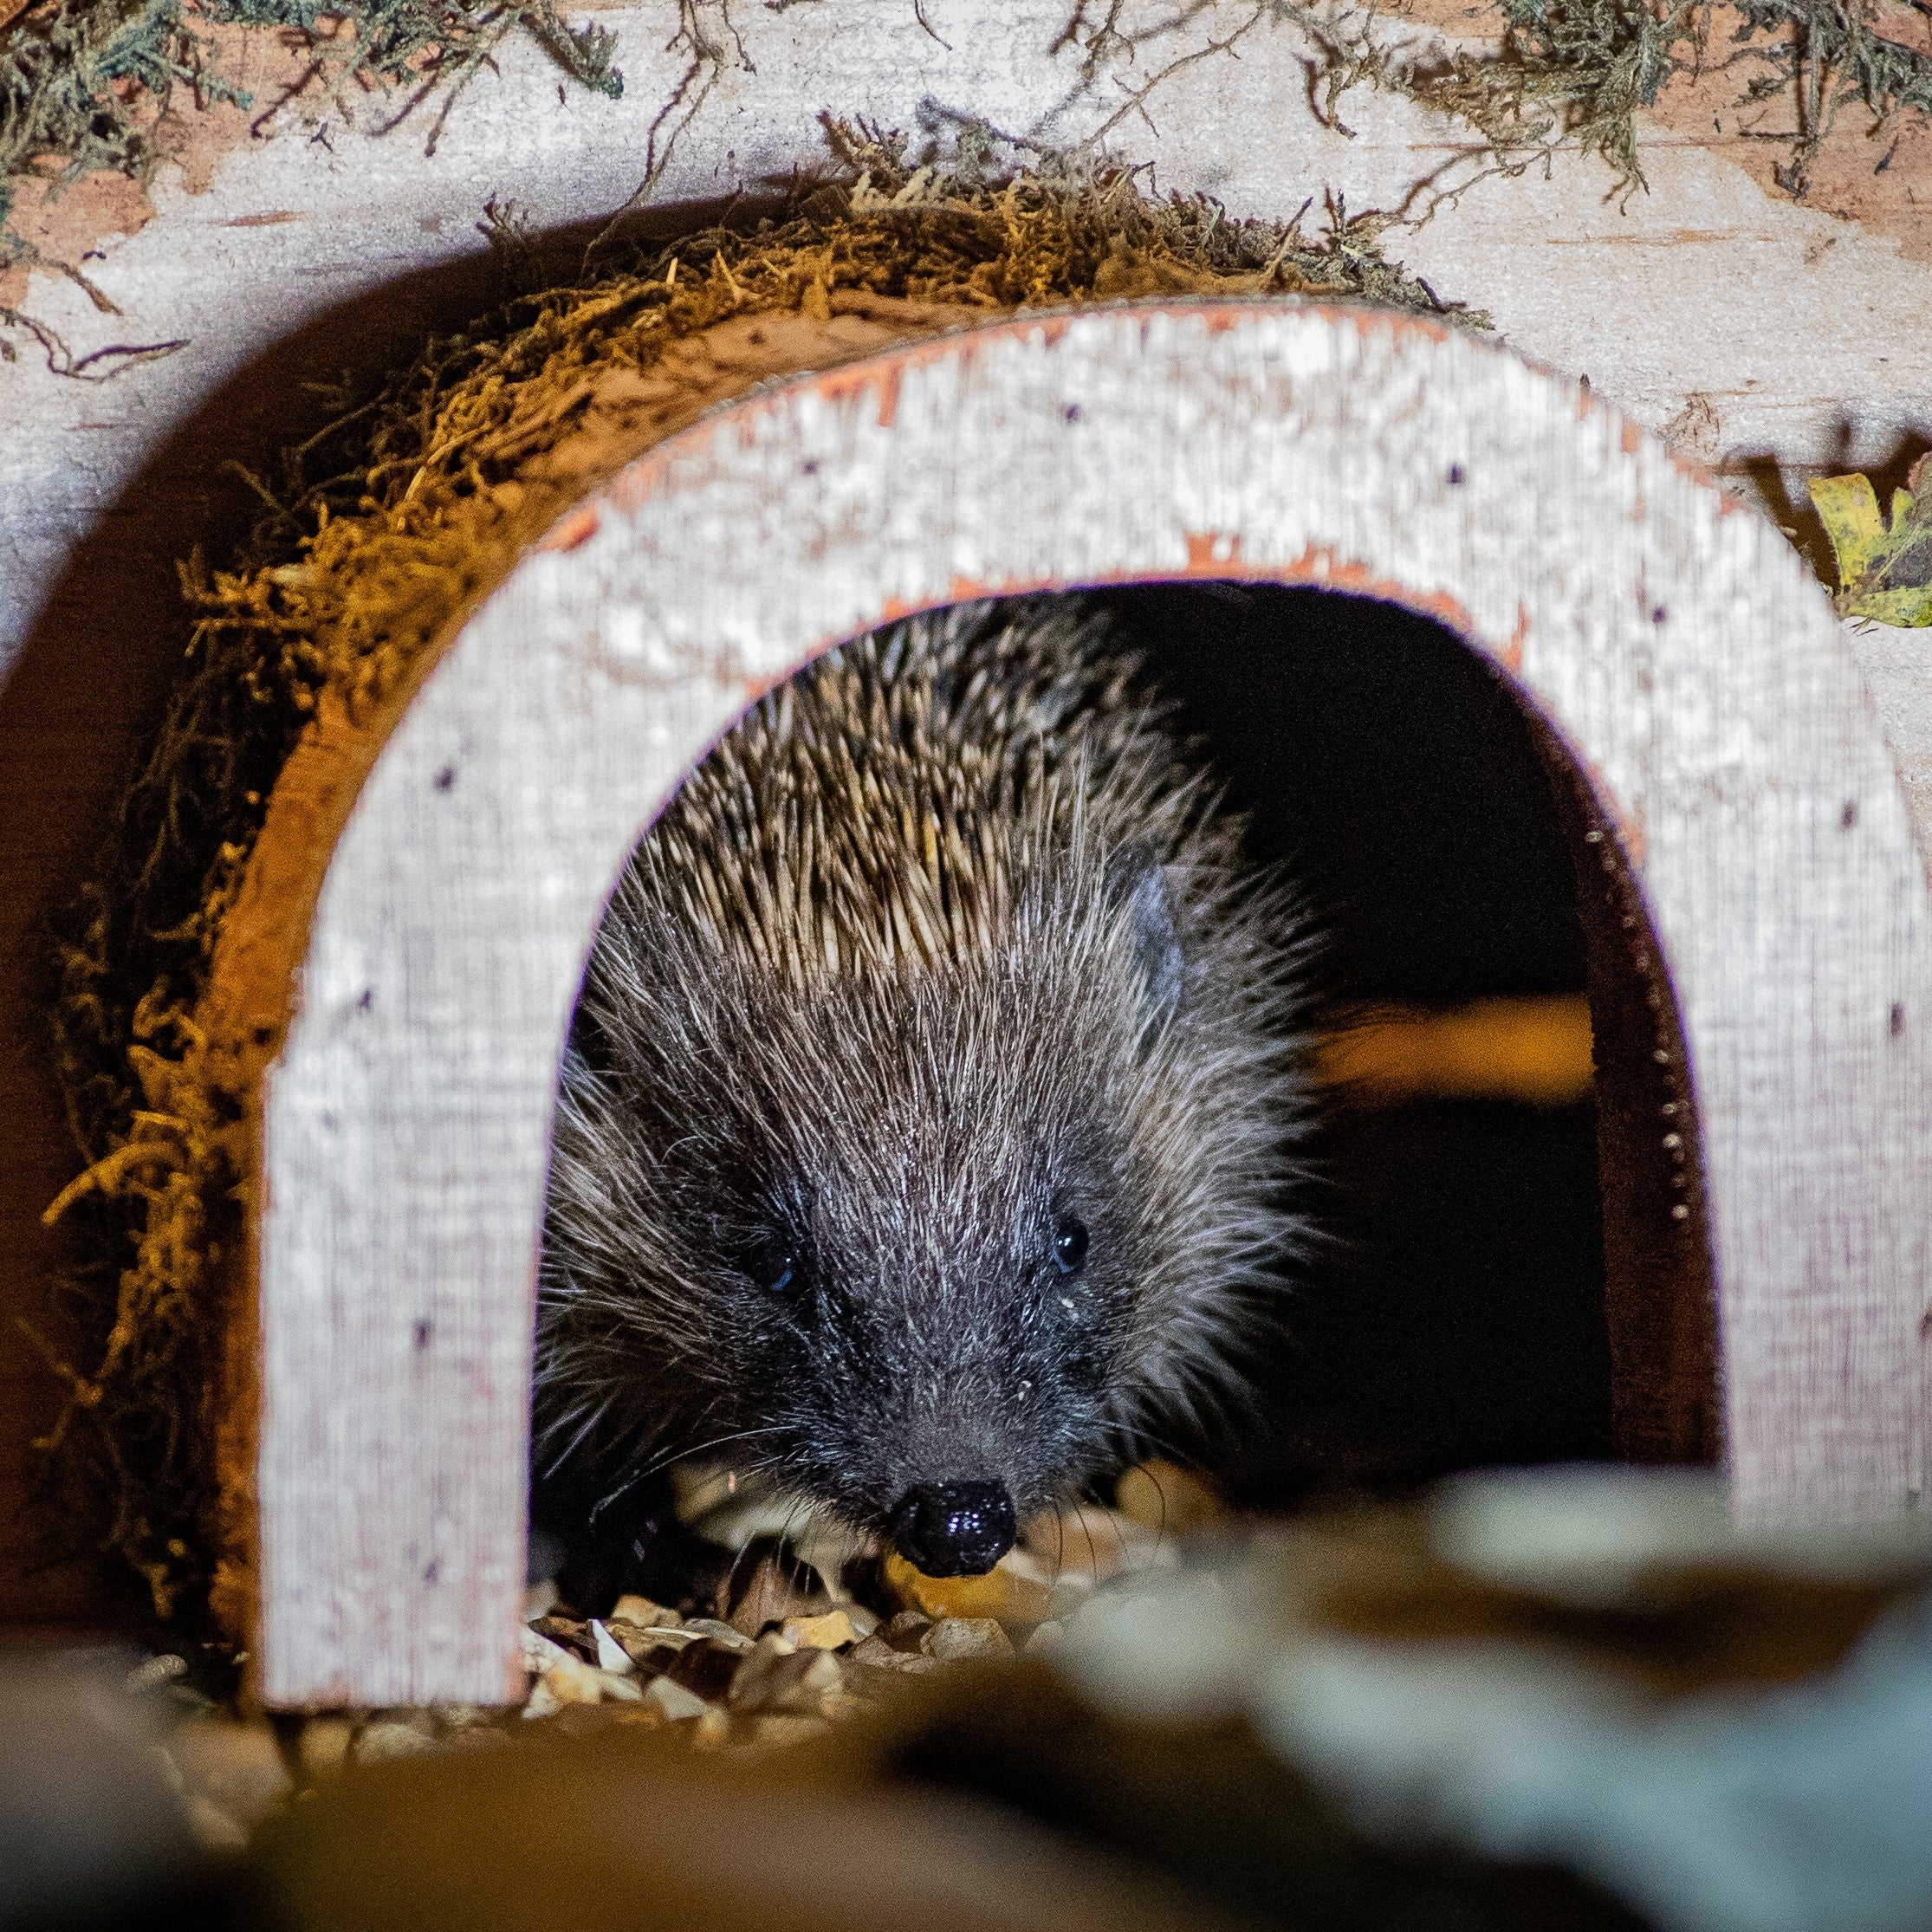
[243,301,1932,1708]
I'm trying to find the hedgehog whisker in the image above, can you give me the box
[536,1390,620,1483]
[623,1423,792,1492]
[1070,1499,1104,1590]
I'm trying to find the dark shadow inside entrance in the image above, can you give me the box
[1096,580,1713,1506]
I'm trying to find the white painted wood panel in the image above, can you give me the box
[251,301,1932,1706]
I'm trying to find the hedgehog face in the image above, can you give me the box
[703,978,1147,1569]
[535,884,1254,1580]
[600,933,1177,1575]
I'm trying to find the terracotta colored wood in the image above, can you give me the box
[1527,714,1721,1468]
[219,300,1932,1707]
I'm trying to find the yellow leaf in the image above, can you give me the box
[1809,472,1932,628]
[1809,474,1890,580]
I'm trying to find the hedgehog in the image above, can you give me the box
[533,596,1312,1585]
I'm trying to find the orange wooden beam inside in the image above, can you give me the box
[1317,995,1596,1109]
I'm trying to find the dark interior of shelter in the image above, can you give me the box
[1092,581,1612,1502]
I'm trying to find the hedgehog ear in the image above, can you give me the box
[1108,847,1185,1047]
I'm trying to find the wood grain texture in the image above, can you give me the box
[6,10,1929,1627]
[243,300,1932,1706]
[5,0,1930,685]
[0,230,611,1631]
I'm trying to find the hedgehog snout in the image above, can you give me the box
[888,1479,1017,1577]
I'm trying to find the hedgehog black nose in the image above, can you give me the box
[889,1481,1016,1577]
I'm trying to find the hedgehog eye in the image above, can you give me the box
[1053,1217,1089,1275]
[748,1235,800,1296]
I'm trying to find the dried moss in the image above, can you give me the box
[44,131,1478,1626]
[9,0,1930,352]
[7,0,1928,377]
[1728,0,1932,195]
[0,0,619,336]
[1280,0,1932,198]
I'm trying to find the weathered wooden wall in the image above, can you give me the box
[5,0,1930,693]
[4,0,1929,1630]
